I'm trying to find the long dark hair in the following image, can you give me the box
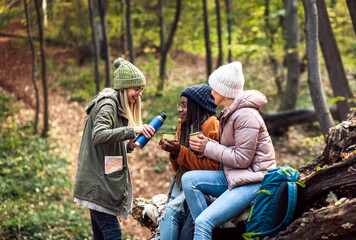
[175,97,215,188]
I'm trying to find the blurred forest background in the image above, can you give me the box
[0,0,355,239]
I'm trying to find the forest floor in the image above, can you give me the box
[0,19,326,239]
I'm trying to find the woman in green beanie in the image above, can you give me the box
[74,58,155,240]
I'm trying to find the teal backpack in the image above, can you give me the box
[242,166,305,240]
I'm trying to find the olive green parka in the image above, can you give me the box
[74,88,136,219]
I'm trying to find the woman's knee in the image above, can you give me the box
[181,171,195,188]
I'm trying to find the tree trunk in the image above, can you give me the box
[265,0,283,96]
[34,0,49,137]
[42,0,47,26]
[158,0,166,94]
[120,0,127,56]
[99,0,110,88]
[302,0,334,137]
[126,0,135,64]
[24,0,40,134]
[88,0,100,93]
[225,0,232,63]
[316,0,350,121]
[164,0,181,64]
[215,0,223,69]
[158,0,182,93]
[346,0,356,36]
[202,0,212,77]
[279,0,300,112]
[93,0,102,59]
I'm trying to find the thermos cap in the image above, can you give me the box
[159,112,167,120]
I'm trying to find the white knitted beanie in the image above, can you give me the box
[208,61,245,99]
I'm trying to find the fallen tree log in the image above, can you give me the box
[296,155,356,217]
[267,111,356,239]
[298,110,356,175]
[261,106,340,136]
[268,198,356,240]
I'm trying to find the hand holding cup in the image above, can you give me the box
[189,132,208,153]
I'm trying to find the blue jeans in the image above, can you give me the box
[90,209,122,240]
[182,170,261,240]
[158,206,185,240]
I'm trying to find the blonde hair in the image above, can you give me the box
[117,89,142,126]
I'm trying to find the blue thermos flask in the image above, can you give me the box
[134,112,167,149]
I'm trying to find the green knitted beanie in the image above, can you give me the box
[113,58,146,90]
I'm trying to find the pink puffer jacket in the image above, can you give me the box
[204,90,276,189]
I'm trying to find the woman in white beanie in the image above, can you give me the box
[181,61,276,240]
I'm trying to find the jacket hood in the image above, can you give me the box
[85,88,119,115]
[223,90,267,118]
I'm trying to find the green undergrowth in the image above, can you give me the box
[0,91,140,239]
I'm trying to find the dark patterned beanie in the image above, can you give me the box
[113,57,146,90]
[181,84,217,114]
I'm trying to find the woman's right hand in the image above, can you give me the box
[133,124,156,139]
[189,135,208,153]
[159,139,180,155]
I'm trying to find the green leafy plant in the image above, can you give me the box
[0,96,92,239]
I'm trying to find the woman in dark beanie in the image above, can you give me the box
[74,58,155,240]
[156,84,220,240]
[182,62,276,240]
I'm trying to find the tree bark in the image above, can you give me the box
[126,0,135,64]
[42,0,47,26]
[316,0,351,121]
[202,0,212,77]
[346,0,356,36]
[24,0,40,134]
[34,0,49,137]
[279,0,300,112]
[215,0,223,68]
[99,0,110,88]
[302,0,334,137]
[296,156,356,216]
[225,0,232,63]
[88,0,100,93]
[298,110,356,176]
[269,198,356,239]
[158,0,182,93]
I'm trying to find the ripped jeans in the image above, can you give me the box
[158,206,185,240]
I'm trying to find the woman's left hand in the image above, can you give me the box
[128,139,136,151]
[189,135,208,153]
